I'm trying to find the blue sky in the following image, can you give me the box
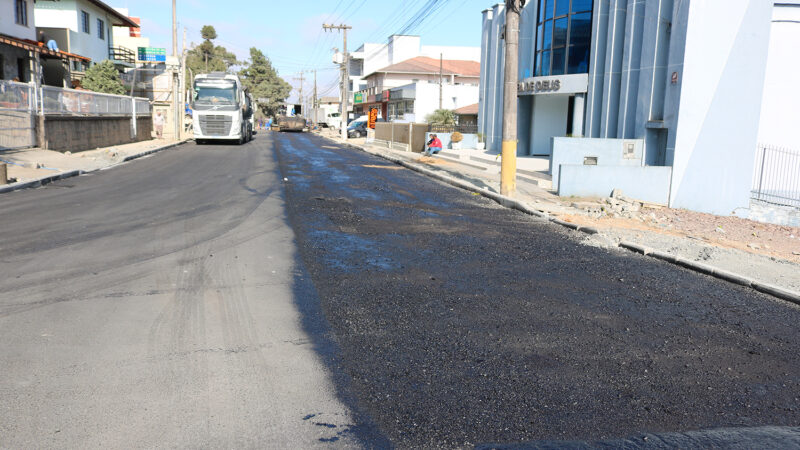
[113,0,493,101]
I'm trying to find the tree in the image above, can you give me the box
[185,25,238,85]
[200,25,218,71]
[238,48,291,117]
[425,109,456,125]
[81,60,126,95]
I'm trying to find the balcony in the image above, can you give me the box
[109,46,136,67]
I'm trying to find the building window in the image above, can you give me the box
[97,19,105,39]
[81,11,90,34]
[535,0,593,76]
[15,0,28,26]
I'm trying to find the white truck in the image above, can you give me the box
[192,72,253,144]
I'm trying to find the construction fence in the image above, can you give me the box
[372,122,429,153]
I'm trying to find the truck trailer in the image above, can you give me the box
[192,72,253,144]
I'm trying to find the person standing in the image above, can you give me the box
[153,111,165,139]
[425,134,442,156]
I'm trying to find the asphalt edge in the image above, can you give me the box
[0,140,188,195]
[323,135,800,307]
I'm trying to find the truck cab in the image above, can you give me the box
[192,72,253,144]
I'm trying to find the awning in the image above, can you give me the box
[0,33,90,62]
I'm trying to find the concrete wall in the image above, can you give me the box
[1,0,36,41]
[424,132,479,150]
[43,115,152,152]
[551,137,644,188]
[559,165,672,204]
[0,45,32,82]
[757,1,800,149]
[669,0,773,215]
[478,4,505,154]
[415,83,479,123]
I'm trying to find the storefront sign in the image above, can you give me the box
[368,108,378,129]
[382,90,390,101]
[517,74,588,96]
[354,92,363,104]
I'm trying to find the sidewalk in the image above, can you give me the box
[0,139,186,193]
[317,129,800,298]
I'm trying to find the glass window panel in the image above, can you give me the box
[535,51,543,76]
[554,17,568,47]
[536,24,543,51]
[555,0,570,17]
[538,0,545,23]
[545,0,554,19]
[569,12,592,46]
[542,20,552,50]
[567,44,591,73]
[572,0,592,13]
[540,50,551,76]
[552,47,566,75]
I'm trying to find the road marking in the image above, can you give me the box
[361,164,402,170]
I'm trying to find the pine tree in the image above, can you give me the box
[238,48,291,117]
[81,60,126,95]
[185,25,239,85]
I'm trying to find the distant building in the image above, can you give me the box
[347,35,480,120]
[454,103,479,127]
[356,56,480,123]
[111,8,149,66]
[479,0,800,217]
[34,0,139,82]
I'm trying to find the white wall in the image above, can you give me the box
[531,96,568,156]
[414,82,479,122]
[35,0,117,63]
[757,1,800,149]
[669,0,773,215]
[1,0,36,40]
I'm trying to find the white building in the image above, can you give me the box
[355,56,480,123]
[111,8,148,61]
[34,0,138,80]
[480,0,800,217]
[347,35,480,119]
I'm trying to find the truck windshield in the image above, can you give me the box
[194,82,237,106]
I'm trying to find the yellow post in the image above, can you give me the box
[501,140,517,196]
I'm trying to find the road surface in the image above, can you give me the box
[1,132,798,448]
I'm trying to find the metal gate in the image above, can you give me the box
[751,143,800,208]
[0,80,36,150]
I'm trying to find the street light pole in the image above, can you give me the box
[323,23,352,141]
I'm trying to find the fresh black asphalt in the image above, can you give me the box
[1,132,798,448]
[274,132,800,448]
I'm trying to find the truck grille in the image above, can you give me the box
[199,115,232,136]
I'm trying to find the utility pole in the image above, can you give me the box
[172,0,178,57]
[313,69,318,127]
[323,23,351,141]
[293,71,305,115]
[180,27,187,139]
[501,0,520,197]
[439,53,443,110]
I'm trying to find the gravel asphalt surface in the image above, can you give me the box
[1,131,799,448]
[275,132,800,448]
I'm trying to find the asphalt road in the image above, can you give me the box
[0,136,384,448]
[1,132,799,448]
[273,132,800,448]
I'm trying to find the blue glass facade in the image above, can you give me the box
[535,0,593,76]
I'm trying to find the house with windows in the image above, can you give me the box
[354,56,480,123]
[1,0,89,86]
[480,0,800,219]
[33,0,138,84]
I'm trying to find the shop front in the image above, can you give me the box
[387,85,416,122]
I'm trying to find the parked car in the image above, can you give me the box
[347,117,385,138]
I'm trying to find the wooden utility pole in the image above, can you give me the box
[180,27,187,139]
[501,0,520,197]
[323,23,351,140]
[439,53,443,110]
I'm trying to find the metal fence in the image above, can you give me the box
[0,80,35,149]
[751,143,800,208]
[429,123,479,134]
[42,85,150,116]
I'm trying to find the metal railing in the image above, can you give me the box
[0,80,36,149]
[42,85,150,116]
[0,80,34,112]
[751,143,800,208]
[109,46,136,64]
[428,123,479,134]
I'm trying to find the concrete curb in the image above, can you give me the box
[0,140,187,195]
[326,137,800,307]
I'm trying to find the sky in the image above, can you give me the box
[113,0,493,101]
